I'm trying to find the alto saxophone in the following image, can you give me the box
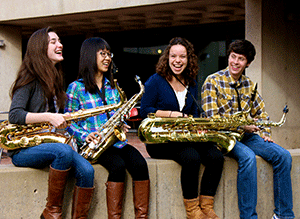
[80,75,144,163]
[0,79,125,150]
[138,105,289,154]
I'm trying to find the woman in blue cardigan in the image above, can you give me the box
[140,37,224,219]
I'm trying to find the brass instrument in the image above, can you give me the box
[80,75,144,163]
[138,105,289,154]
[0,79,125,150]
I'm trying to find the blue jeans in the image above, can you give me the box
[11,143,94,188]
[227,133,294,219]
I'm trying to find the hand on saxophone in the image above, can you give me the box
[48,113,68,129]
[169,111,188,118]
[85,132,99,144]
[241,125,261,133]
[25,112,67,129]
[121,123,131,133]
[155,110,188,118]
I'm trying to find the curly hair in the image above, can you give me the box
[156,37,198,86]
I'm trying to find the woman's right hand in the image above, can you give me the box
[25,112,67,129]
[155,110,188,118]
[169,111,188,118]
[85,132,99,144]
[45,113,68,129]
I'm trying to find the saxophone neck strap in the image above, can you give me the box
[97,78,111,119]
[172,73,204,116]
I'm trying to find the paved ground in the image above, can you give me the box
[0,132,150,165]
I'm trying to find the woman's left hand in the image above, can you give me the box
[121,124,131,133]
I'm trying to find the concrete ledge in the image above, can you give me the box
[0,149,299,219]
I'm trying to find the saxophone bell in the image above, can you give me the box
[114,125,127,142]
[138,105,289,154]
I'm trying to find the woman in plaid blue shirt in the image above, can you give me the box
[65,37,150,219]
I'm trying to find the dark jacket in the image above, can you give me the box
[140,73,201,118]
[9,80,48,125]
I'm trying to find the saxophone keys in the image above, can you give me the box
[33,127,43,132]
[33,135,42,145]
[41,124,50,129]
[19,137,29,147]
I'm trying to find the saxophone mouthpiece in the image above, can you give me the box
[283,105,289,114]
[135,75,141,82]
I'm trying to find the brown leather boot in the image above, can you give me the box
[200,195,220,219]
[133,180,150,219]
[106,181,125,219]
[40,166,70,219]
[184,197,208,219]
[71,186,95,219]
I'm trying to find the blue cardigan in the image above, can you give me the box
[140,73,201,118]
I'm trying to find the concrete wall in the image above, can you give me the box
[1,150,299,219]
[0,26,22,119]
[0,0,182,21]
[0,0,299,149]
[246,0,300,148]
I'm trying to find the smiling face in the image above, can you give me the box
[168,44,188,76]
[228,51,250,81]
[47,32,63,65]
[96,49,112,74]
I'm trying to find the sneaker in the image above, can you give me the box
[272,214,280,219]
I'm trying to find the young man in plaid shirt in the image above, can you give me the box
[201,40,294,219]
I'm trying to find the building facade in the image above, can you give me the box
[0,0,299,148]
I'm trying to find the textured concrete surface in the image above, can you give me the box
[1,149,299,218]
[1,133,299,218]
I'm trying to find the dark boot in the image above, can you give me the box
[133,180,150,219]
[71,186,95,219]
[200,195,220,219]
[106,181,125,219]
[40,166,70,219]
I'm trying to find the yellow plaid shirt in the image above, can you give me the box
[201,67,271,137]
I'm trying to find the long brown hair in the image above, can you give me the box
[156,37,198,86]
[10,27,66,109]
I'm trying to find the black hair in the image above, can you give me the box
[227,39,256,64]
[78,37,114,93]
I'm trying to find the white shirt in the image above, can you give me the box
[175,87,188,111]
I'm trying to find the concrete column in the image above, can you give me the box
[245,0,263,93]
[0,25,22,120]
[245,0,300,148]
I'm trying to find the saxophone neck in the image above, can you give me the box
[278,105,289,126]
[118,75,145,115]
[114,79,127,106]
[266,105,288,127]
[249,105,288,127]
[63,79,127,124]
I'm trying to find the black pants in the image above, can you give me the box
[146,142,224,199]
[97,144,149,182]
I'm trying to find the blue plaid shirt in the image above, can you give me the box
[65,78,127,148]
